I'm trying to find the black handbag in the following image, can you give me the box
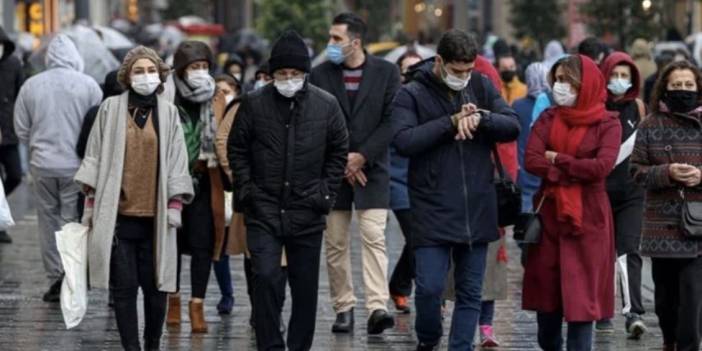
[513,195,545,244]
[680,188,702,238]
[493,147,522,227]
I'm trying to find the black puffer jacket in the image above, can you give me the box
[0,26,24,145]
[228,82,349,237]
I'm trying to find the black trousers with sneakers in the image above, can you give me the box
[247,227,322,351]
[110,216,167,350]
[607,186,645,316]
[651,256,702,351]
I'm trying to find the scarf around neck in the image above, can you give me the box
[548,55,608,234]
[175,74,218,167]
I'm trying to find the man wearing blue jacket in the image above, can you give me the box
[391,29,519,350]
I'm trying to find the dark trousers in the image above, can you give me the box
[389,209,414,297]
[110,216,167,350]
[213,254,233,297]
[479,300,495,326]
[213,230,233,297]
[176,247,212,298]
[414,243,488,349]
[537,312,593,351]
[176,171,214,298]
[651,256,702,350]
[248,228,323,351]
[0,144,22,196]
[607,187,645,316]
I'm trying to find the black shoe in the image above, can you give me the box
[217,295,234,314]
[42,278,62,302]
[595,319,614,333]
[0,231,12,244]
[416,342,437,351]
[367,309,395,335]
[625,313,647,340]
[332,308,354,333]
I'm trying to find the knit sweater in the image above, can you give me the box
[630,111,702,258]
[119,113,159,217]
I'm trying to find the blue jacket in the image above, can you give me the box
[513,96,541,212]
[391,59,520,246]
[389,146,410,210]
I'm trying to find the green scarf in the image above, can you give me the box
[178,106,203,173]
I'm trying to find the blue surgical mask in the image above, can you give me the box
[607,78,632,96]
[326,43,350,65]
[254,80,269,90]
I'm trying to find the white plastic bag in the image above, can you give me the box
[56,222,89,329]
[0,181,14,231]
[224,191,233,224]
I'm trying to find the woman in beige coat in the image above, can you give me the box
[75,46,193,351]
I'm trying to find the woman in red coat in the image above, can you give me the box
[522,55,622,351]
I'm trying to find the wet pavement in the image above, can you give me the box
[0,181,670,350]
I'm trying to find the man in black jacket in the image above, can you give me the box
[228,30,348,351]
[391,30,519,350]
[310,12,401,335]
[0,26,25,244]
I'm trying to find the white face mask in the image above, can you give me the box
[254,80,269,90]
[232,73,242,82]
[131,73,161,96]
[552,81,577,107]
[441,64,470,91]
[186,69,211,88]
[275,77,305,98]
[225,94,235,105]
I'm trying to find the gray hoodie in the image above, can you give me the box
[14,34,102,178]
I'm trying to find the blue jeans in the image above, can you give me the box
[479,300,495,326]
[414,243,488,349]
[537,312,593,351]
[213,254,233,297]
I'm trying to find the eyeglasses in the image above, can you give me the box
[273,71,306,81]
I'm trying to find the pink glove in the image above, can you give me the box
[168,199,183,228]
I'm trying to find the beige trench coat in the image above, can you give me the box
[75,92,194,292]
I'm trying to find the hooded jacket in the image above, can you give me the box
[391,59,520,246]
[0,26,24,145]
[600,52,645,190]
[14,34,102,178]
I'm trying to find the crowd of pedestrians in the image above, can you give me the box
[2,9,702,351]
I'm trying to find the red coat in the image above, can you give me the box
[522,109,620,322]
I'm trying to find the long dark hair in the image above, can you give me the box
[650,60,702,113]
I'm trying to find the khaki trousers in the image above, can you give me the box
[325,209,390,313]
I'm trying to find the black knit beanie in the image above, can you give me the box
[268,30,310,74]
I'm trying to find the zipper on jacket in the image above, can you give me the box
[457,142,473,248]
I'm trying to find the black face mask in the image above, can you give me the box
[500,70,516,83]
[664,90,699,113]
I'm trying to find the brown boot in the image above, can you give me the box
[166,294,181,325]
[189,300,208,333]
